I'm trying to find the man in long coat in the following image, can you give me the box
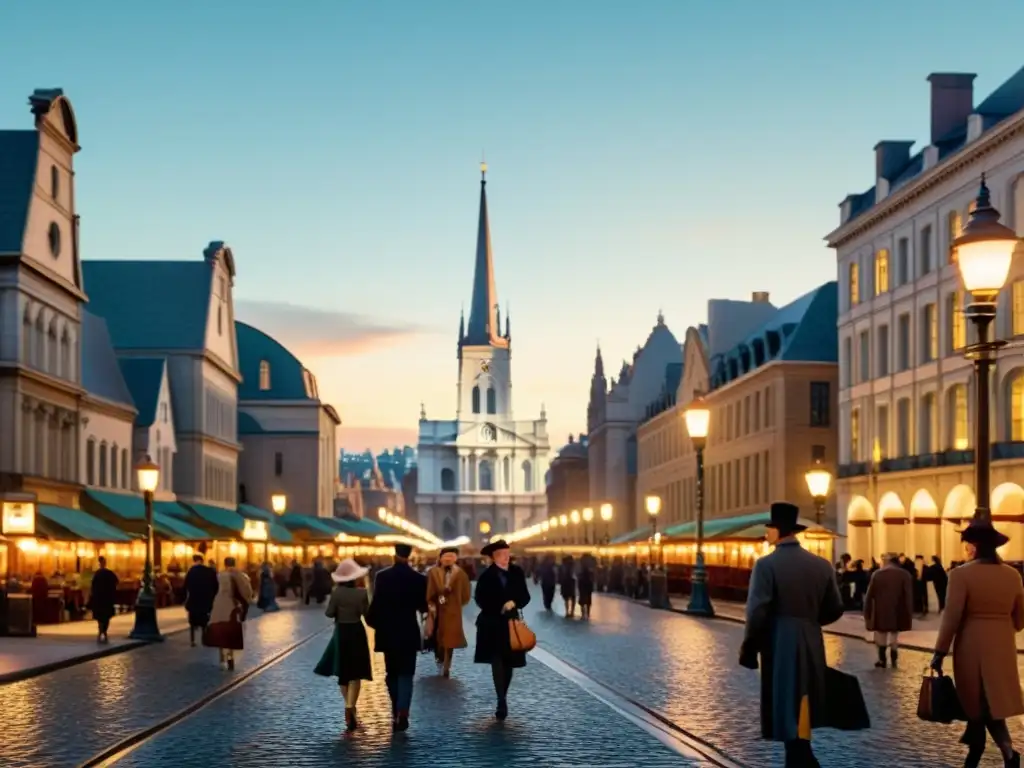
[427,546,471,677]
[740,502,844,768]
[366,543,427,732]
[89,556,119,644]
[184,554,218,647]
[862,552,913,669]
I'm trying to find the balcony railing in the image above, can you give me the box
[838,443,1024,478]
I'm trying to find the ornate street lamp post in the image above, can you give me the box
[683,393,714,617]
[570,509,581,545]
[269,493,287,564]
[644,494,661,566]
[599,503,613,544]
[582,507,594,546]
[804,462,832,526]
[953,175,1021,522]
[645,494,670,609]
[130,457,163,642]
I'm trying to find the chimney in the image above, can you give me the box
[874,141,914,182]
[752,291,770,303]
[927,73,976,144]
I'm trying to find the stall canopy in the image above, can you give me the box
[237,504,294,543]
[609,525,652,545]
[662,511,838,541]
[279,513,341,542]
[37,504,135,542]
[82,490,209,541]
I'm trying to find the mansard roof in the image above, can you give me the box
[0,131,38,254]
[81,310,135,408]
[709,281,838,390]
[117,357,165,427]
[236,320,316,401]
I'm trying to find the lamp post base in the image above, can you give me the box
[648,571,672,610]
[129,590,164,642]
[685,566,716,618]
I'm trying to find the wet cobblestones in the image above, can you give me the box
[0,607,328,768]
[523,591,1019,767]
[116,612,708,768]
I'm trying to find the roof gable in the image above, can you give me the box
[236,320,314,401]
[81,310,135,407]
[83,260,212,350]
[117,357,165,427]
[0,131,39,254]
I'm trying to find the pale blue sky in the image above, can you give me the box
[3,1,1023,450]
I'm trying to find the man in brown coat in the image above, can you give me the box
[863,552,913,669]
[427,547,471,677]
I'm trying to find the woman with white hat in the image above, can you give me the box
[314,558,373,732]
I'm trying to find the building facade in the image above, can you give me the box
[416,167,550,542]
[235,321,340,518]
[545,434,590,544]
[117,357,178,495]
[0,89,87,508]
[636,285,839,534]
[83,242,242,508]
[828,67,1024,563]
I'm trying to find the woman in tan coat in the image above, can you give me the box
[205,557,254,671]
[427,547,471,677]
[932,520,1024,768]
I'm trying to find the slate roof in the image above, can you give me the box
[81,310,135,407]
[82,260,212,350]
[709,281,838,390]
[236,320,313,401]
[117,357,165,427]
[846,65,1024,225]
[0,131,38,254]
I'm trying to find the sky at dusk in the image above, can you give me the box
[3,2,1024,453]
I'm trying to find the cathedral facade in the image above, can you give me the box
[415,166,550,543]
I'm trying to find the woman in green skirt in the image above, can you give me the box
[314,558,373,731]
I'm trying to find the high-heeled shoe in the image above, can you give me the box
[344,707,358,732]
[963,744,984,768]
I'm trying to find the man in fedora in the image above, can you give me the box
[365,543,427,732]
[740,502,845,767]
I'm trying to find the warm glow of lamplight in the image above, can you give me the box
[804,467,832,499]
[570,510,580,524]
[600,503,613,521]
[2,498,36,536]
[242,519,269,542]
[957,240,1016,297]
[549,516,558,528]
[645,495,662,517]
[271,494,287,514]
[954,437,969,450]
[378,507,387,519]
[479,521,491,534]
[684,397,711,440]
[582,507,593,522]
[541,521,550,532]
[136,456,160,493]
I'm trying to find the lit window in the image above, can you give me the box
[950,292,966,351]
[948,210,962,264]
[259,360,271,391]
[1013,281,1024,336]
[850,409,860,460]
[849,261,860,306]
[874,249,889,295]
[1013,377,1024,441]
[952,385,968,450]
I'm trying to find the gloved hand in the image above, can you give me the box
[929,652,946,672]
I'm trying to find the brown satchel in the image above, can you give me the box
[508,617,537,652]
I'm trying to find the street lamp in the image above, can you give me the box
[953,174,1021,522]
[644,495,661,566]
[130,457,164,642]
[804,461,832,526]
[378,507,387,520]
[599,503,613,544]
[1,494,37,637]
[684,392,714,617]
[582,507,594,545]
[570,509,580,543]
[271,494,287,515]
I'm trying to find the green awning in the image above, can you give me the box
[38,505,134,542]
[153,512,210,541]
[84,489,148,520]
[661,511,834,541]
[320,517,377,538]
[187,503,246,532]
[279,513,340,541]
[609,525,652,545]
[237,504,293,543]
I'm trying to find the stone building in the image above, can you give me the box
[546,434,590,544]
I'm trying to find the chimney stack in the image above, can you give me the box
[752,291,770,303]
[927,73,976,144]
[874,141,914,182]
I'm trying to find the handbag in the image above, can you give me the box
[917,669,965,723]
[203,620,244,650]
[824,667,871,730]
[508,617,537,653]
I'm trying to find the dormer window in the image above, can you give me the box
[303,369,318,398]
[259,360,271,391]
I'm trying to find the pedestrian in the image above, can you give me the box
[932,519,1024,767]
[578,562,594,620]
[288,559,303,599]
[315,558,373,732]
[538,555,557,610]
[739,502,845,768]
[184,554,217,647]
[928,555,948,611]
[257,562,280,613]
[474,539,531,720]
[88,556,118,644]
[862,552,913,669]
[365,543,427,732]
[204,556,253,671]
[427,546,471,678]
[559,555,577,617]
[914,554,929,616]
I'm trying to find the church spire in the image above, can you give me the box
[458,307,465,345]
[465,161,503,346]
[595,343,604,377]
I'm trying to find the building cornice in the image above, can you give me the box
[81,392,136,422]
[705,359,837,401]
[0,254,88,301]
[826,108,1024,249]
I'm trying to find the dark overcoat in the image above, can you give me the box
[184,563,218,627]
[743,539,844,742]
[863,564,913,633]
[473,563,532,668]
[89,567,119,621]
[365,562,427,658]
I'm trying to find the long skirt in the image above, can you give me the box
[314,622,373,684]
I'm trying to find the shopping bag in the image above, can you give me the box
[917,669,965,723]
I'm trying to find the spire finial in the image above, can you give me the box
[481,151,487,182]
[657,308,665,325]
[420,402,426,420]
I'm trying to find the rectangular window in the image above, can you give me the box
[850,409,860,461]
[1013,281,1024,336]
[948,211,962,264]
[753,391,761,431]
[877,324,890,377]
[752,456,761,505]
[743,396,750,435]
[897,398,911,456]
[743,456,751,506]
[953,386,969,450]
[274,451,283,477]
[765,386,773,427]
[810,381,830,427]
[762,451,770,501]
[920,225,933,275]
[874,249,889,294]
[859,330,870,382]
[920,393,936,453]
[849,261,860,307]
[922,303,938,363]
[876,404,889,461]
[843,337,853,387]
[725,462,733,510]
[897,314,911,371]
[897,237,909,285]
[948,291,966,352]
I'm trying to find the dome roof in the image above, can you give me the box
[236,321,317,401]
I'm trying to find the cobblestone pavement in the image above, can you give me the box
[114,605,710,768]
[0,605,328,768]
[523,590,1022,768]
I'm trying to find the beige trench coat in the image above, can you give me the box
[936,560,1024,720]
[426,564,470,650]
[209,569,253,626]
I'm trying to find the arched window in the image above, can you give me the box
[919,393,936,453]
[486,386,496,414]
[1012,375,1024,441]
[442,517,458,541]
[522,460,533,492]
[98,442,108,486]
[47,319,58,373]
[22,305,32,366]
[259,360,271,390]
[34,312,45,369]
[440,468,455,491]
[86,438,96,485]
[471,386,481,414]
[59,325,71,379]
[479,460,493,491]
[110,445,118,488]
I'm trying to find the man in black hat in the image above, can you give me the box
[739,502,846,767]
[365,543,427,732]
